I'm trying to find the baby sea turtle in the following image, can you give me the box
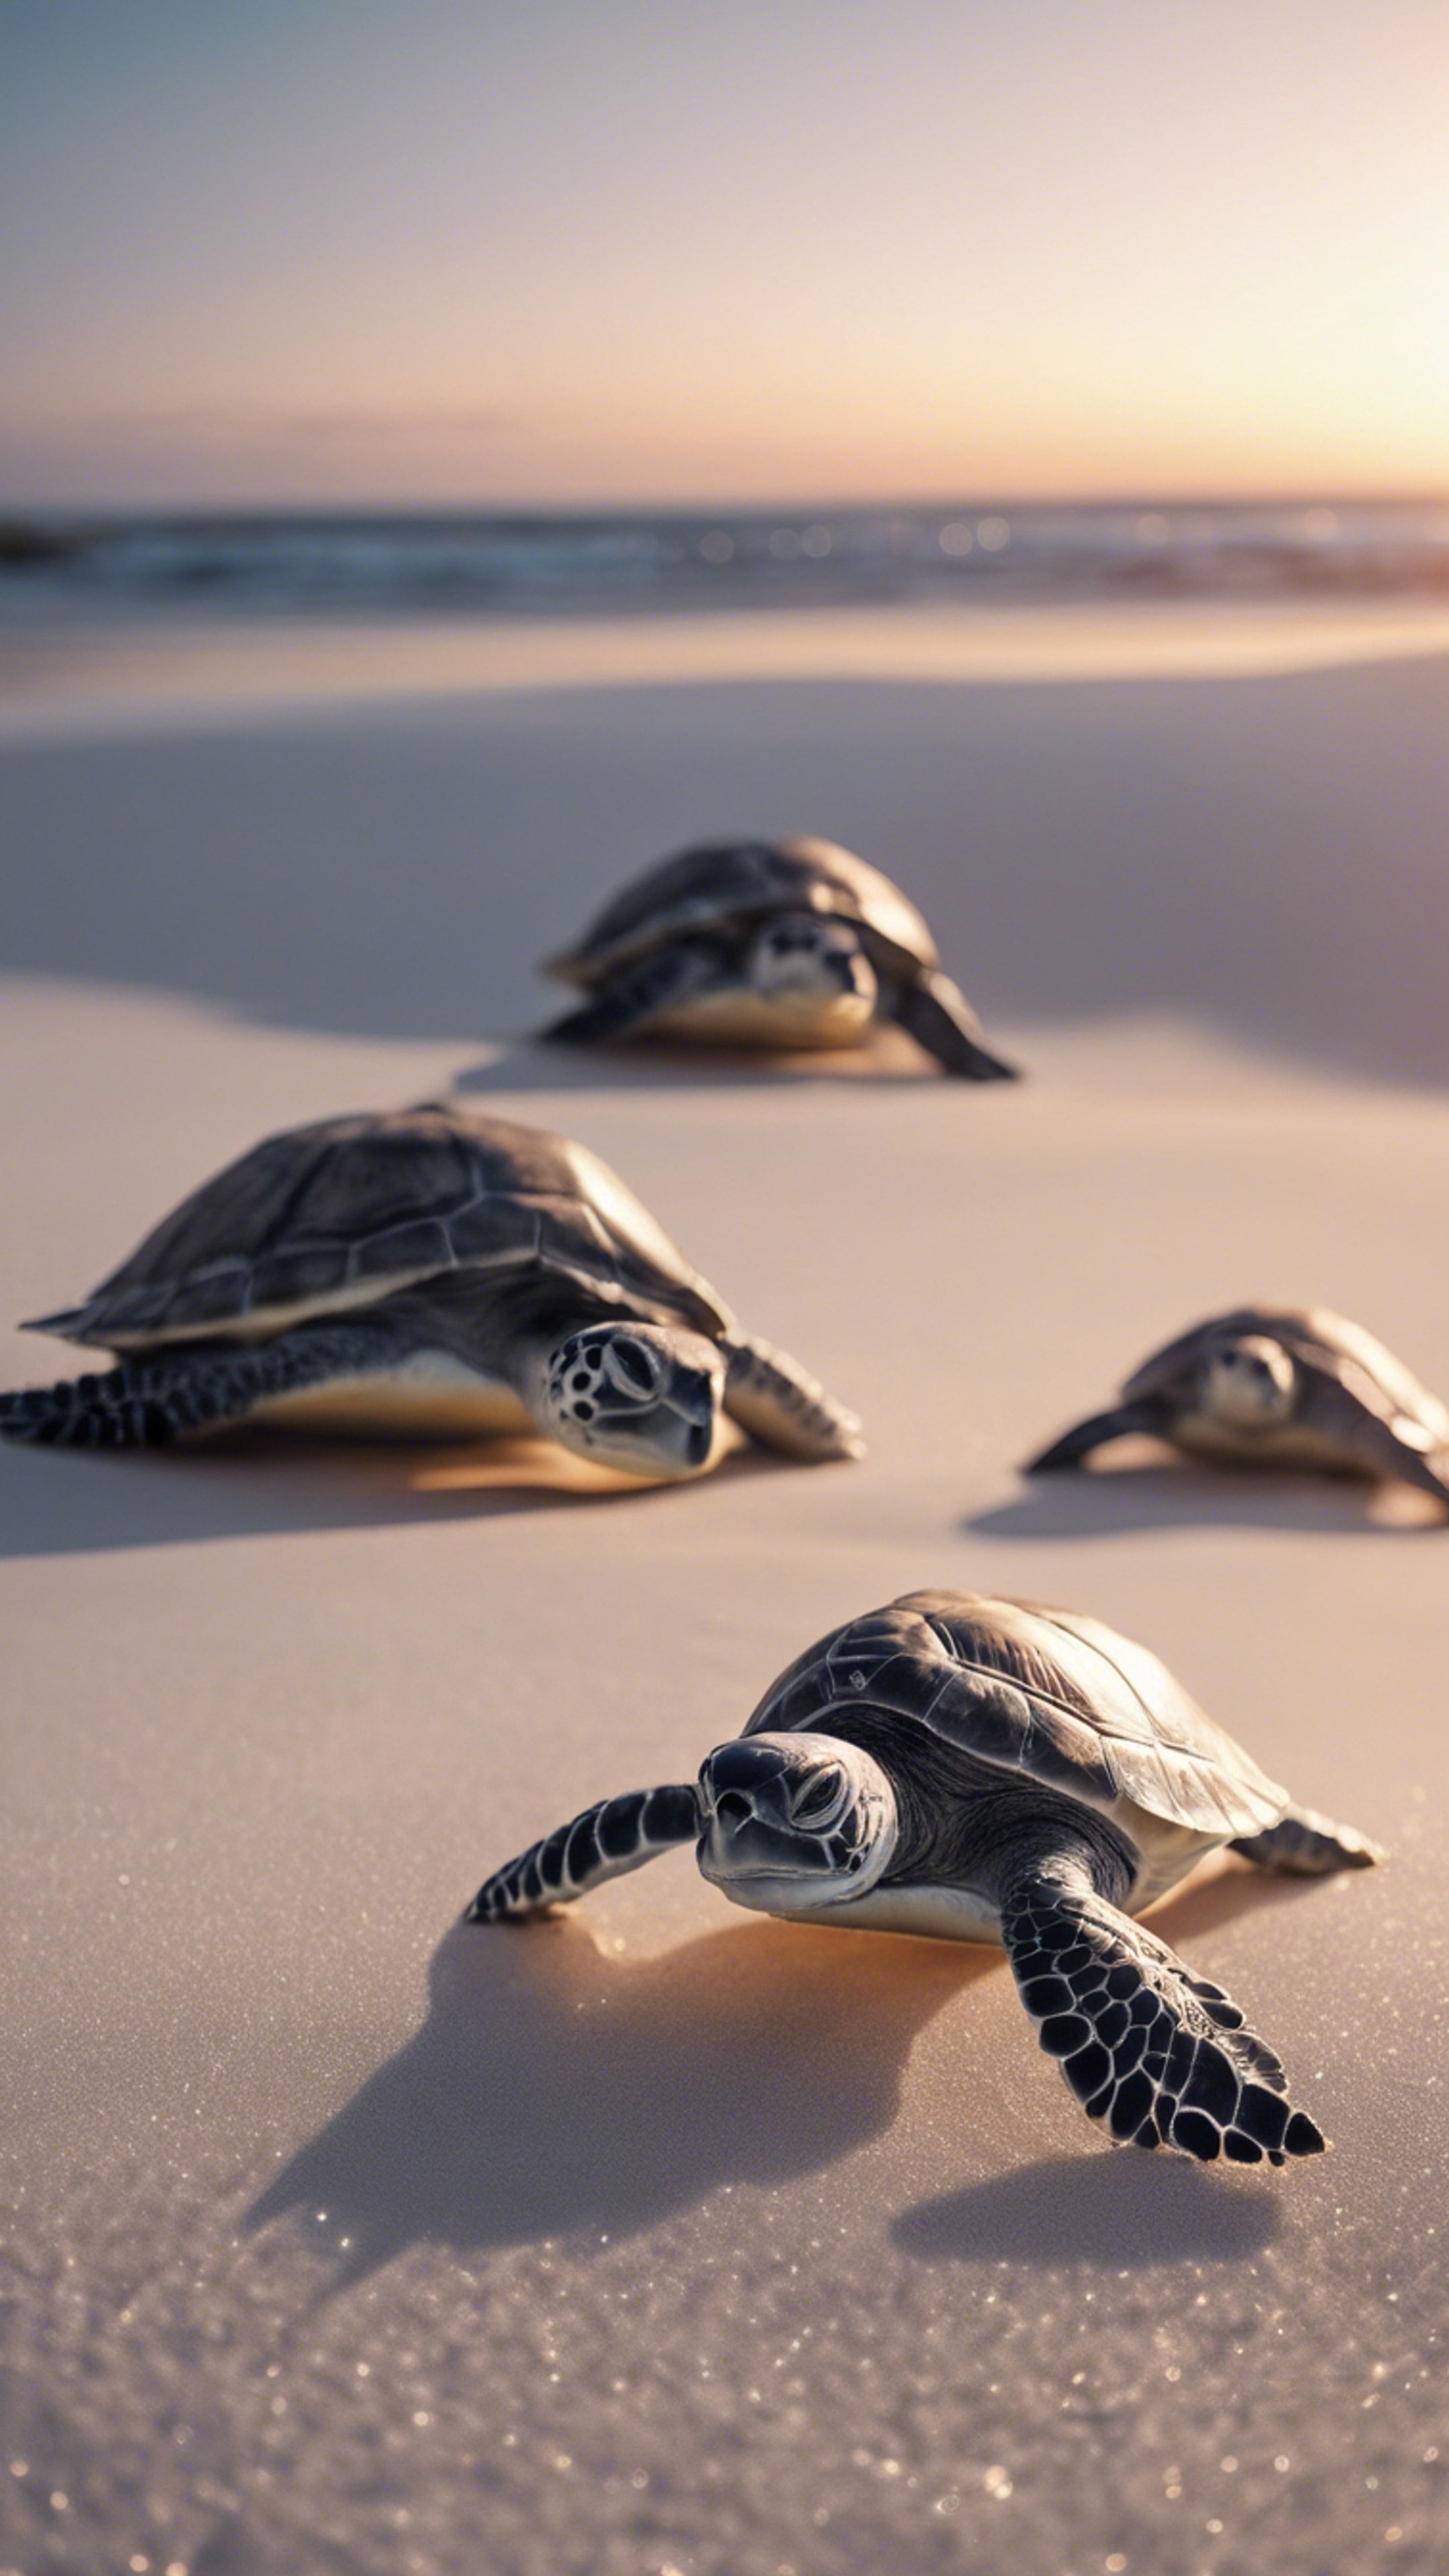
[1026,1304,1449,1505]
[467,1588,1379,2165]
[0,1105,863,1474]
[541,836,1020,1079]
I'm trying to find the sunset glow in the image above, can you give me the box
[3,0,1448,506]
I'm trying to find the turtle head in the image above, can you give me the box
[745,913,878,1013]
[1200,1332,1297,1429]
[540,1322,723,1478]
[696,1731,898,1915]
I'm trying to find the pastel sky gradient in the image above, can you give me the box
[3,0,1447,506]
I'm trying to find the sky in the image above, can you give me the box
[2,0,1447,508]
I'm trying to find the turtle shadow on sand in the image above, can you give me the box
[246,1865,1300,2286]
[892,2148,1279,2268]
[892,1866,1316,2270]
[0,1426,779,1562]
[246,1915,996,2282]
[968,1450,1446,1542]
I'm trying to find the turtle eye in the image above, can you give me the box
[603,1334,661,1400]
[790,1766,846,1826]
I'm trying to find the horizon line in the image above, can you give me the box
[5,488,1448,525]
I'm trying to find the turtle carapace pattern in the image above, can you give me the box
[1025,1305,1449,1507]
[0,1106,864,1477]
[541,837,1020,1080]
[467,1589,1381,2165]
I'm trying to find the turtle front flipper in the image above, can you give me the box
[0,1321,406,1450]
[465,1784,699,1923]
[540,942,722,1046]
[890,967,1020,1081]
[1001,1850,1326,2165]
[722,1334,865,1462]
[1022,1399,1171,1474]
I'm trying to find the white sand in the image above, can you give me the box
[2,632,1448,2576]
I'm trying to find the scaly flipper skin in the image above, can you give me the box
[722,1334,865,1462]
[541,943,720,1046]
[891,969,1020,1081]
[1002,1850,1326,2165]
[1232,1804,1384,1874]
[0,1321,405,1450]
[1023,1400,1173,1473]
[465,1784,698,1922]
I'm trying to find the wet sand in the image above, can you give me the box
[2,632,1447,2575]
[5,593,1449,743]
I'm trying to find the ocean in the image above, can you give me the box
[3,496,1448,616]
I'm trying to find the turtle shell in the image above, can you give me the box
[30,1106,733,1353]
[546,837,938,987]
[1122,1303,1449,1444]
[744,1589,1285,1842]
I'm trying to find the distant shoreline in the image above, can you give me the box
[3,495,1448,625]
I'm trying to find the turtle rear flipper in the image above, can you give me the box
[1002,1849,1326,2165]
[1024,1400,1171,1474]
[1294,1364,1449,1507]
[891,968,1020,1081]
[1233,1804,1384,1874]
[466,1784,699,1923]
[540,942,721,1046]
[722,1333,865,1462]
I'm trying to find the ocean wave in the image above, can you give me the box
[3,500,1448,611]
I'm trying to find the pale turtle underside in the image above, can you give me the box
[546,837,939,987]
[743,1589,1286,1843]
[29,1106,733,1353]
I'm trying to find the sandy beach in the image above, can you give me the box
[3,613,1448,2576]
